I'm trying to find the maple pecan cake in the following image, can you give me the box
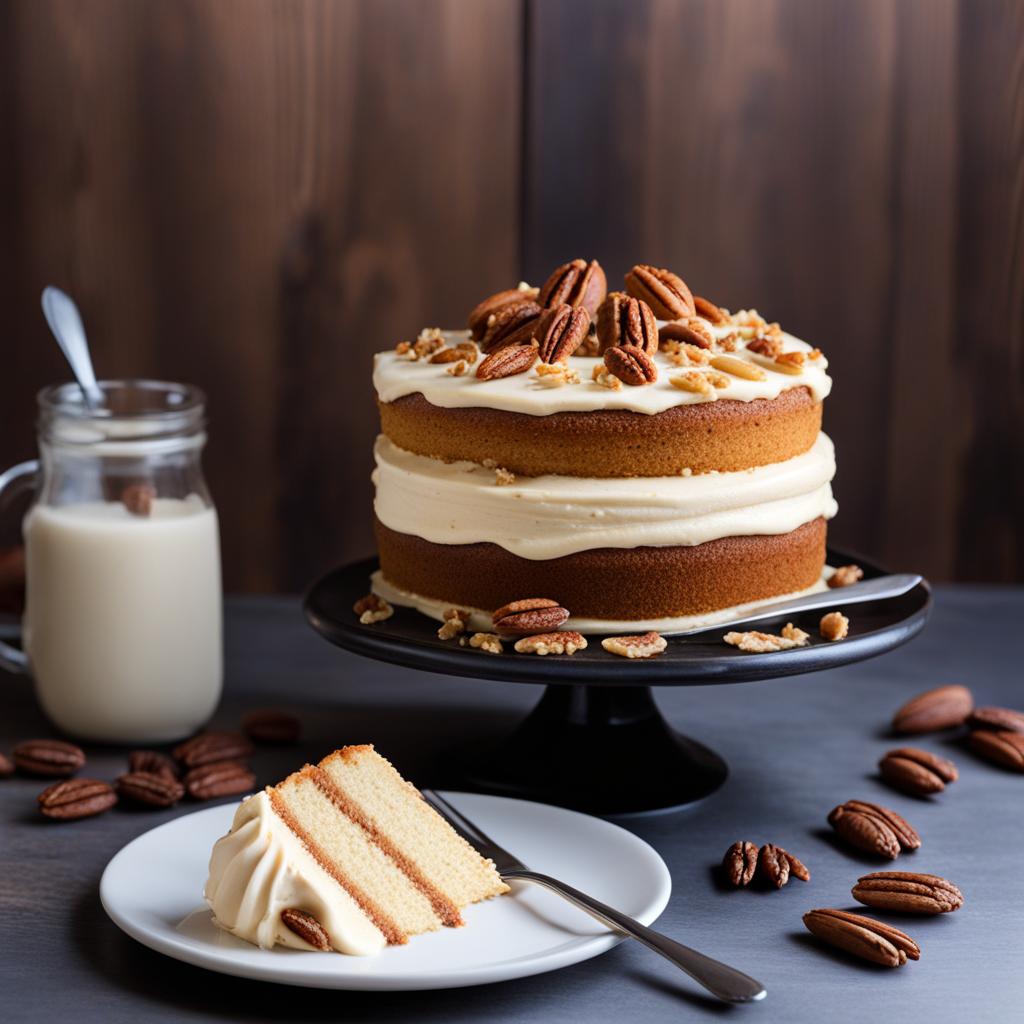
[205,745,507,954]
[370,260,837,633]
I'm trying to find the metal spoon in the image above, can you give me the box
[41,286,104,408]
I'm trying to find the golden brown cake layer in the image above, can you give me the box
[377,387,822,477]
[375,517,828,621]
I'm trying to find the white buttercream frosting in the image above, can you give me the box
[204,790,387,956]
[371,568,830,637]
[373,325,831,417]
[373,432,837,559]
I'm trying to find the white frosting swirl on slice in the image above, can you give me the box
[373,327,831,416]
[204,790,387,956]
[373,433,837,559]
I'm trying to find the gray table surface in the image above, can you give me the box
[1,587,1021,1023]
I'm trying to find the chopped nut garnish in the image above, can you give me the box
[808,348,823,360]
[731,309,767,330]
[535,362,581,386]
[710,354,767,381]
[781,622,810,644]
[747,335,784,358]
[431,341,478,365]
[670,371,717,398]
[681,317,715,347]
[446,359,469,376]
[467,632,504,654]
[592,365,623,390]
[514,631,588,656]
[601,631,667,659]
[706,370,731,389]
[663,339,711,366]
[828,564,864,588]
[724,625,810,653]
[820,611,849,642]
[716,332,739,351]
[777,350,805,367]
[437,608,470,640]
[494,467,516,486]
[353,594,394,625]
[395,340,412,355]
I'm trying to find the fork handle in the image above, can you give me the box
[503,870,766,1003]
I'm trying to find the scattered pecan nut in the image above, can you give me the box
[803,908,919,968]
[891,684,974,735]
[353,593,393,624]
[878,747,958,796]
[38,778,117,820]
[723,626,809,653]
[828,564,864,588]
[480,300,543,353]
[492,598,570,636]
[600,631,667,659]
[513,631,587,655]
[967,729,1024,772]
[185,761,256,800]
[533,304,591,363]
[722,841,758,887]
[121,482,156,517]
[596,292,659,354]
[603,344,657,386]
[13,739,86,777]
[468,289,531,341]
[758,843,791,889]
[537,258,606,316]
[243,709,302,745]
[128,749,180,780]
[281,908,332,951]
[827,799,920,859]
[852,872,963,914]
[693,295,730,325]
[116,771,185,808]
[173,731,254,769]
[465,632,504,654]
[819,611,849,641]
[476,343,540,380]
[624,264,695,319]
[966,706,1024,733]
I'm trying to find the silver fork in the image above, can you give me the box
[423,790,766,1004]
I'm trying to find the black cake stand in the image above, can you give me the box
[304,550,930,815]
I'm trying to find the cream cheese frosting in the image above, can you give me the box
[204,790,387,956]
[373,325,831,416]
[373,432,837,559]
[371,568,830,637]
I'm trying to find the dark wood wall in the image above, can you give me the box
[1,0,1021,591]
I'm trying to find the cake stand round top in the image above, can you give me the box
[304,551,931,687]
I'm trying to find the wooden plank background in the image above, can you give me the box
[0,0,1020,591]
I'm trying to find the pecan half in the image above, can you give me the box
[0,752,13,778]
[476,342,540,381]
[758,843,791,888]
[658,320,713,351]
[513,631,587,655]
[121,482,156,517]
[604,344,657,386]
[128,750,180,780]
[967,706,1024,733]
[13,739,85,777]
[600,632,667,659]
[281,908,332,951]
[722,841,758,887]
[468,288,531,341]
[828,564,864,588]
[891,684,974,734]
[693,295,730,325]
[243,708,301,745]
[492,598,569,636]
[353,593,393,623]
[852,872,963,914]
[185,761,256,800]
[596,292,659,354]
[116,771,185,808]
[827,799,920,858]
[38,778,117,820]
[878,747,958,796]
[624,264,695,319]
[430,341,478,364]
[537,259,606,316]
[968,729,1024,772]
[480,300,543,353]
[173,731,254,769]
[534,304,591,363]
[803,908,919,967]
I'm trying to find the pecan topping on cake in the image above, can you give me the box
[537,258,606,317]
[430,341,478,364]
[281,908,332,951]
[534,304,591,363]
[468,289,532,341]
[480,300,543,353]
[534,362,580,386]
[659,319,713,351]
[492,597,570,636]
[596,292,659,354]
[693,295,730,325]
[604,344,658,386]
[710,354,767,381]
[624,264,695,319]
[476,343,540,380]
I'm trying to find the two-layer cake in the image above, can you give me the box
[371,260,836,634]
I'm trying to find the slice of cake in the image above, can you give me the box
[204,745,508,954]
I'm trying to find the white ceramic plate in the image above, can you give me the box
[100,791,671,990]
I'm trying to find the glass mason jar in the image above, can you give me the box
[0,380,222,742]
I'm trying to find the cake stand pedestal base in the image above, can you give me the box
[452,684,727,816]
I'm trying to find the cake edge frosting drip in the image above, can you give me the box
[204,790,387,956]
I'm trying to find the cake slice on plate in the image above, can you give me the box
[204,744,508,954]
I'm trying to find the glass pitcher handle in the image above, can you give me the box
[0,459,38,674]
